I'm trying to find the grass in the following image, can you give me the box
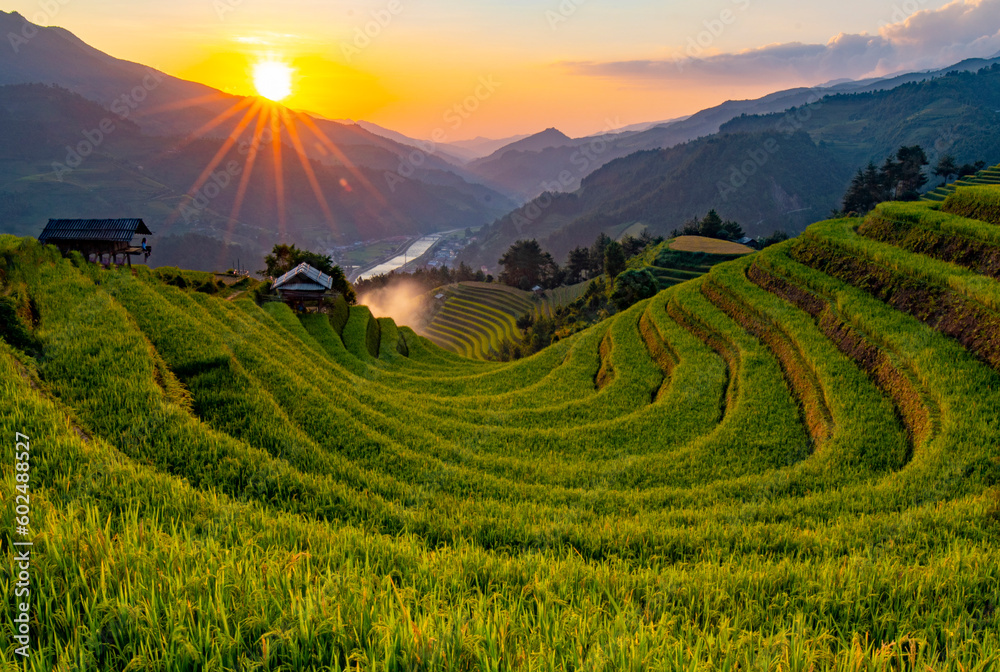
[1,187,1000,669]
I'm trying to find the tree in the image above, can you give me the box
[699,210,724,239]
[958,160,987,177]
[934,155,958,182]
[680,217,701,236]
[891,145,928,200]
[260,243,355,303]
[610,269,659,310]
[456,261,476,282]
[720,219,744,240]
[566,246,591,284]
[757,230,789,249]
[590,233,612,276]
[840,145,929,214]
[621,234,645,257]
[841,162,883,214]
[498,239,558,290]
[603,240,627,282]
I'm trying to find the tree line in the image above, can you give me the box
[839,145,988,215]
[497,229,662,291]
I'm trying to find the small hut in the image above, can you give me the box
[37,218,152,267]
[272,263,335,309]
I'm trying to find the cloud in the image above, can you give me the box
[563,0,1000,87]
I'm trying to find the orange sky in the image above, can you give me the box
[7,0,995,140]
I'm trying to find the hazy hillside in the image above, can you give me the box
[0,11,516,232]
[463,64,1000,273]
[462,131,850,272]
[0,84,515,269]
[720,65,1000,166]
[4,183,1000,667]
[461,55,1000,201]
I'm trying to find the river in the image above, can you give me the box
[353,233,445,281]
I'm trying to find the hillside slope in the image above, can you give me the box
[0,84,515,269]
[2,187,1000,667]
[463,64,1000,273]
[460,56,1000,201]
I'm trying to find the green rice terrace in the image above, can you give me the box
[420,282,590,359]
[2,186,1000,670]
[922,162,1000,202]
[421,239,749,360]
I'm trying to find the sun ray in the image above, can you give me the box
[270,107,288,240]
[185,98,263,198]
[280,107,336,228]
[228,105,271,224]
[159,99,263,234]
[292,111,391,209]
[164,96,257,158]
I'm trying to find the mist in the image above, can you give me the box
[358,280,429,329]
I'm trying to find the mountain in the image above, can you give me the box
[584,117,690,135]
[440,134,533,160]
[462,63,1000,273]
[0,11,514,186]
[335,120,469,167]
[474,128,573,160]
[459,55,1000,201]
[0,83,514,270]
[0,11,517,269]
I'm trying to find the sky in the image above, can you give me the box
[6,0,1000,140]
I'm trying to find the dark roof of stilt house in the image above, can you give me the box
[38,218,152,244]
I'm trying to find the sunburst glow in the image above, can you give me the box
[252,60,293,101]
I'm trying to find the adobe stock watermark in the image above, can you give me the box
[677,0,751,71]
[8,0,71,53]
[178,122,277,224]
[383,75,501,192]
[717,88,825,201]
[931,125,960,158]
[50,70,166,181]
[341,0,404,62]
[178,161,243,224]
[213,0,244,21]
[546,0,587,31]
[877,0,933,28]
[509,117,622,233]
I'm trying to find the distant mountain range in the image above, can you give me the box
[448,55,1000,201]
[0,10,517,269]
[460,62,1000,273]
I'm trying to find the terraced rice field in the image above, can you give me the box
[2,188,1000,669]
[642,240,751,292]
[922,162,1000,201]
[421,281,589,358]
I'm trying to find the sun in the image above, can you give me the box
[252,59,293,102]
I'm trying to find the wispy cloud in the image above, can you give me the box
[563,0,1000,86]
